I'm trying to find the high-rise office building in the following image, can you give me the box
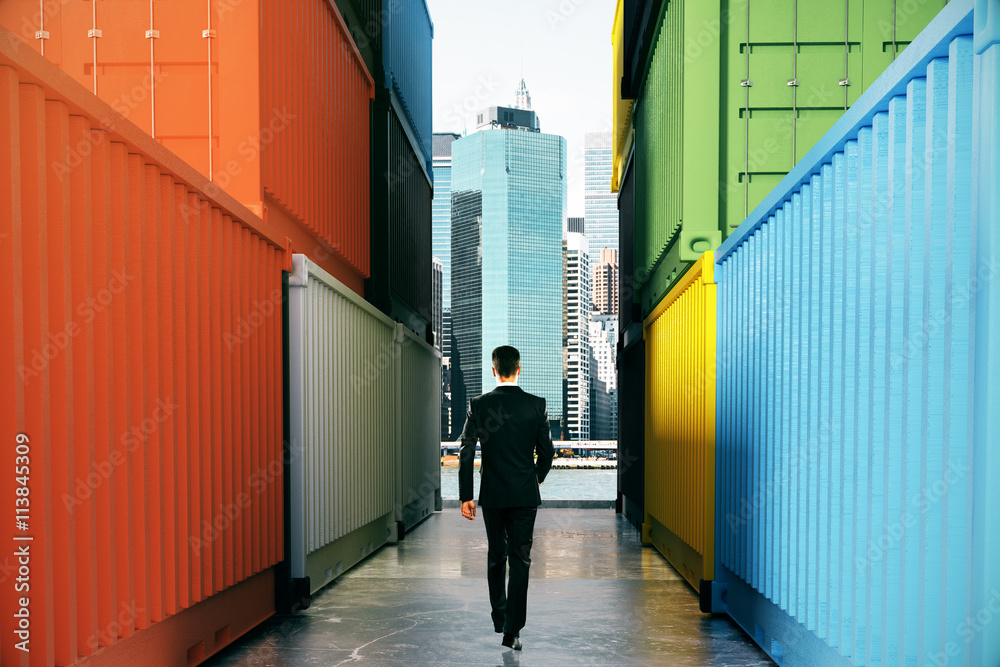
[451,82,566,436]
[450,189,482,437]
[433,133,460,436]
[432,256,443,350]
[441,355,453,442]
[589,314,618,440]
[441,312,454,438]
[584,131,616,258]
[433,133,460,347]
[564,232,591,440]
[567,216,585,234]
[589,372,614,440]
[593,247,619,315]
[590,314,618,391]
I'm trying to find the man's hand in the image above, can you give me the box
[461,500,476,520]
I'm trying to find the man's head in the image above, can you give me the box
[491,345,521,383]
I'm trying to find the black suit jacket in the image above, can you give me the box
[458,385,555,508]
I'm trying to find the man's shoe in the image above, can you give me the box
[501,633,522,650]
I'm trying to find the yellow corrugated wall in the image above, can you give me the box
[611,0,633,193]
[643,252,716,590]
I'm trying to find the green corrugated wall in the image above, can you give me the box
[628,0,948,317]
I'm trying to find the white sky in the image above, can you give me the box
[428,0,615,218]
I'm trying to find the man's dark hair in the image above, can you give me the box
[492,345,520,378]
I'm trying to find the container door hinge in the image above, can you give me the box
[838,78,852,86]
[786,78,799,86]
[88,28,102,38]
[145,29,160,39]
[740,79,753,87]
[35,30,49,40]
[202,29,216,38]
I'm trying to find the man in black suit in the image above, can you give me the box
[459,345,555,651]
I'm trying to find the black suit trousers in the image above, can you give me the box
[481,506,537,636]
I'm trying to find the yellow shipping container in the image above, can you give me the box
[643,252,716,597]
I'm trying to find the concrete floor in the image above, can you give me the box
[207,509,773,666]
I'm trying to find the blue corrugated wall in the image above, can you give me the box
[713,0,999,664]
[383,0,433,172]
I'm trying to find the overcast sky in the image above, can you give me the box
[427,0,615,218]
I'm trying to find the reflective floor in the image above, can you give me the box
[208,509,773,666]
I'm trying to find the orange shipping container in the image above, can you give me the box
[0,26,285,667]
[0,0,373,293]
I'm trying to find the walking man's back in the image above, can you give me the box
[459,345,555,651]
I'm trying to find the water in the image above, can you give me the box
[439,466,616,501]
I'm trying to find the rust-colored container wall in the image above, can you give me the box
[0,31,284,667]
[0,0,374,294]
[262,0,373,279]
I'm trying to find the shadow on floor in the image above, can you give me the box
[207,509,773,666]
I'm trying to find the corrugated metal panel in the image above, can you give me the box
[715,3,997,663]
[1,32,284,667]
[262,0,374,278]
[643,253,716,594]
[618,157,636,334]
[394,324,442,532]
[973,3,1000,663]
[633,0,683,281]
[628,0,947,316]
[387,106,433,323]
[0,0,261,204]
[332,0,383,75]
[382,0,433,170]
[611,0,633,193]
[287,255,395,594]
[0,0,374,287]
[632,0,722,315]
[616,338,645,528]
[619,0,664,98]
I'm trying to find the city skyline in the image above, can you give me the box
[564,231,591,440]
[450,95,566,436]
[584,131,617,255]
[428,0,613,218]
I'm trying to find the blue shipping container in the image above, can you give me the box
[383,0,433,173]
[713,0,1000,664]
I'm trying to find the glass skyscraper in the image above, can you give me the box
[450,87,566,434]
[433,133,460,435]
[584,131,617,257]
[432,134,460,315]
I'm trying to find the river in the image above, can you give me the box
[439,466,616,501]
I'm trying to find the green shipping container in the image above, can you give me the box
[628,0,947,315]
